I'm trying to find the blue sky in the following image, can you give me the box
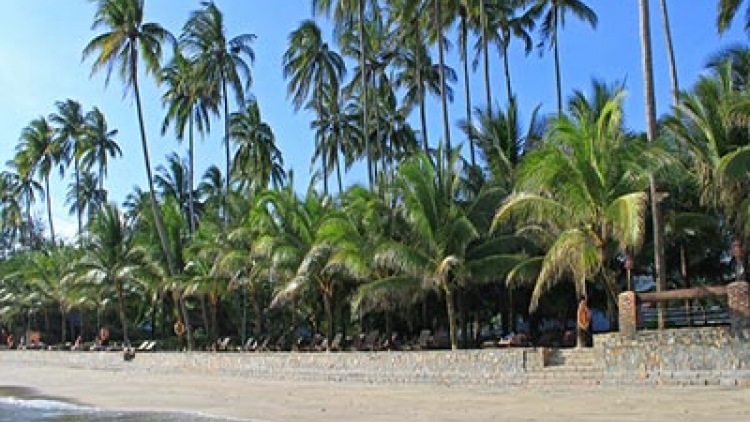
[0,1,746,240]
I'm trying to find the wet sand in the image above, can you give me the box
[2,361,749,422]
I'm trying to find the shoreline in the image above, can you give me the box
[2,356,750,421]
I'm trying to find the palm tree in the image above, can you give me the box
[528,0,597,115]
[718,0,750,33]
[78,204,152,344]
[638,0,667,329]
[181,1,255,225]
[66,170,107,224]
[311,85,363,195]
[81,107,121,204]
[659,0,680,110]
[16,117,60,245]
[493,83,654,346]
[50,99,86,241]
[82,0,177,275]
[160,48,218,234]
[230,99,286,190]
[313,0,379,187]
[479,0,536,109]
[283,20,345,195]
[376,150,504,350]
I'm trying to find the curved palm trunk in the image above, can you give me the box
[359,0,373,188]
[320,136,329,196]
[131,50,176,277]
[435,0,452,159]
[638,0,667,329]
[461,14,476,167]
[480,0,492,115]
[553,6,564,115]
[44,176,56,245]
[178,294,194,351]
[659,0,680,109]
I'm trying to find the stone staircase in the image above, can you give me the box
[525,348,606,387]
[523,347,750,387]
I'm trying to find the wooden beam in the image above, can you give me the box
[638,286,727,302]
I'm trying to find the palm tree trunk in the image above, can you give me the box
[480,0,492,115]
[60,306,66,344]
[131,51,176,276]
[222,76,231,226]
[44,176,56,245]
[415,29,429,155]
[323,291,334,347]
[210,295,218,347]
[659,0,680,110]
[178,294,194,351]
[252,288,263,337]
[461,14,476,167]
[638,0,667,330]
[117,282,129,344]
[359,0,373,187]
[188,115,196,234]
[443,284,458,351]
[74,156,82,243]
[435,0,452,158]
[320,136,329,196]
[553,5,564,115]
[502,40,514,106]
[336,153,344,195]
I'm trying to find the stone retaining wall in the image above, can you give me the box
[3,327,748,388]
[0,348,543,387]
[596,326,750,372]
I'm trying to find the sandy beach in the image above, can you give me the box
[0,359,748,422]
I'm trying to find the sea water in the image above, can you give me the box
[0,388,240,422]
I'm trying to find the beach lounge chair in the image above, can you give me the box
[412,329,432,350]
[215,337,232,351]
[363,330,381,351]
[255,336,271,352]
[329,333,343,352]
[239,337,256,352]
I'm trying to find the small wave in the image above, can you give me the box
[0,396,94,412]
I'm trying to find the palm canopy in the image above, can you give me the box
[493,82,655,309]
[180,1,255,107]
[230,99,286,190]
[374,149,518,350]
[718,0,750,33]
[82,0,175,91]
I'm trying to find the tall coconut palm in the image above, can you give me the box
[493,84,653,346]
[161,48,218,234]
[82,0,177,275]
[181,1,255,225]
[66,170,107,224]
[310,85,362,195]
[478,0,536,109]
[313,0,379,187]
[81,107,121,204]
[718,0,750,33]
[528,0,597,115]
[230,99,286,190]
[659,0,680,110]
[16,117,60,246]
[50,99,86,242]
[638,0,667,328]
[283,20,345,195]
